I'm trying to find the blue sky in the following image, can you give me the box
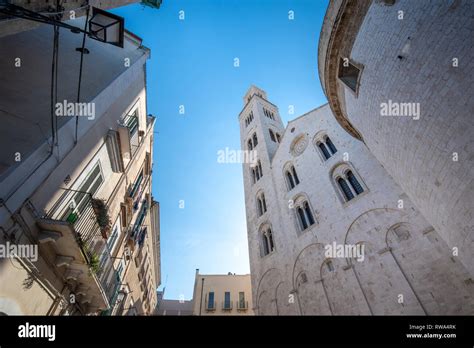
[112,0,329,300]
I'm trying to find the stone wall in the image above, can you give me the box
[240,96,474,315]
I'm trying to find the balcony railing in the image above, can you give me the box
[205,300,216,311]
[236,300,249,310]
[222,301,233,311]
[46,189,121,311]
[47,190,104,257]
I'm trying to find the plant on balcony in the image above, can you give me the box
[91,198,112,239]
[88,253,101,275]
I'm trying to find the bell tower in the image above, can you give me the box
[239,86,285,164]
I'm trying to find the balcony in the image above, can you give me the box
[205,300,216,312]
[236,300,249,311]
[38,189,119,314]
[222,301,233,311]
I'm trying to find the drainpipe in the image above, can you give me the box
[199,277,204,316]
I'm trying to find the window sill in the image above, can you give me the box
[297,223,317,237]
[341,190,369,207]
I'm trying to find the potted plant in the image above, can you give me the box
[91,198,112,239]
[89,253,101,275]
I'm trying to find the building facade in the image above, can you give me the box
[239,86,474,315]
[0,0,161,38]
[155,297,194,316]
[191,269,254,315]
[0,19,160,315]
[318,0,474,276]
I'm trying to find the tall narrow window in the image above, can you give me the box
[239,292,245,309]
[326,260,334,272]
[285,165,299,190]
[276,133,281,143]
[304,202,315,225]
[248,139,253,151]
[258,160,263,179]
[60,162,104,221]
[262,233,270,255]
[257,198,263,216]
[208,292,215,309]
[253,133,258,147]
[292,167,300,185]
[261,227,275,256]
[269,129,276,142]
[318,142,331,160]
[286,171,295,189]
[325,136,337,154]
[295,198,315,231]
[297,207,308,230]
[338,178,354,201]
[267,228,274,251]
[224,292,231,309]
[257,193,267,216]
[347,171,364,194]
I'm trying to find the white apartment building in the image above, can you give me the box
[0,18,160,315]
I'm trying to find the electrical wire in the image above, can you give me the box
[74,5,90,145]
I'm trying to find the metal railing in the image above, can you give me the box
[222,301,233,310]
[46,189,121,310]
[46,189,102,255]
[236,300,249,310]
[205,300,216,311]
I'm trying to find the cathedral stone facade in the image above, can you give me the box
[239,86,474,315]
[318,0,474,277]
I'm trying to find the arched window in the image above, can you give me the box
[337,177,354,201]
[297,207,308,230]
[252,160,263,183]
[304,201,315,225]
[275,133,281,143]
[257,192,267,216]
[248,139,253,151]
[292,167,300,185]
[253,133,258,147]
[314,133,338,161]
[347,170,364,194]
[318,142,331,160]
[332,163,366,203]
[251,167,256,184]
[286,171,295,189]
[269,129,276,142]
[285,165,300,190]
[326,260,334,272]
[261,226,275,256]
[325,136,337,154]
[293,197,316,231]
